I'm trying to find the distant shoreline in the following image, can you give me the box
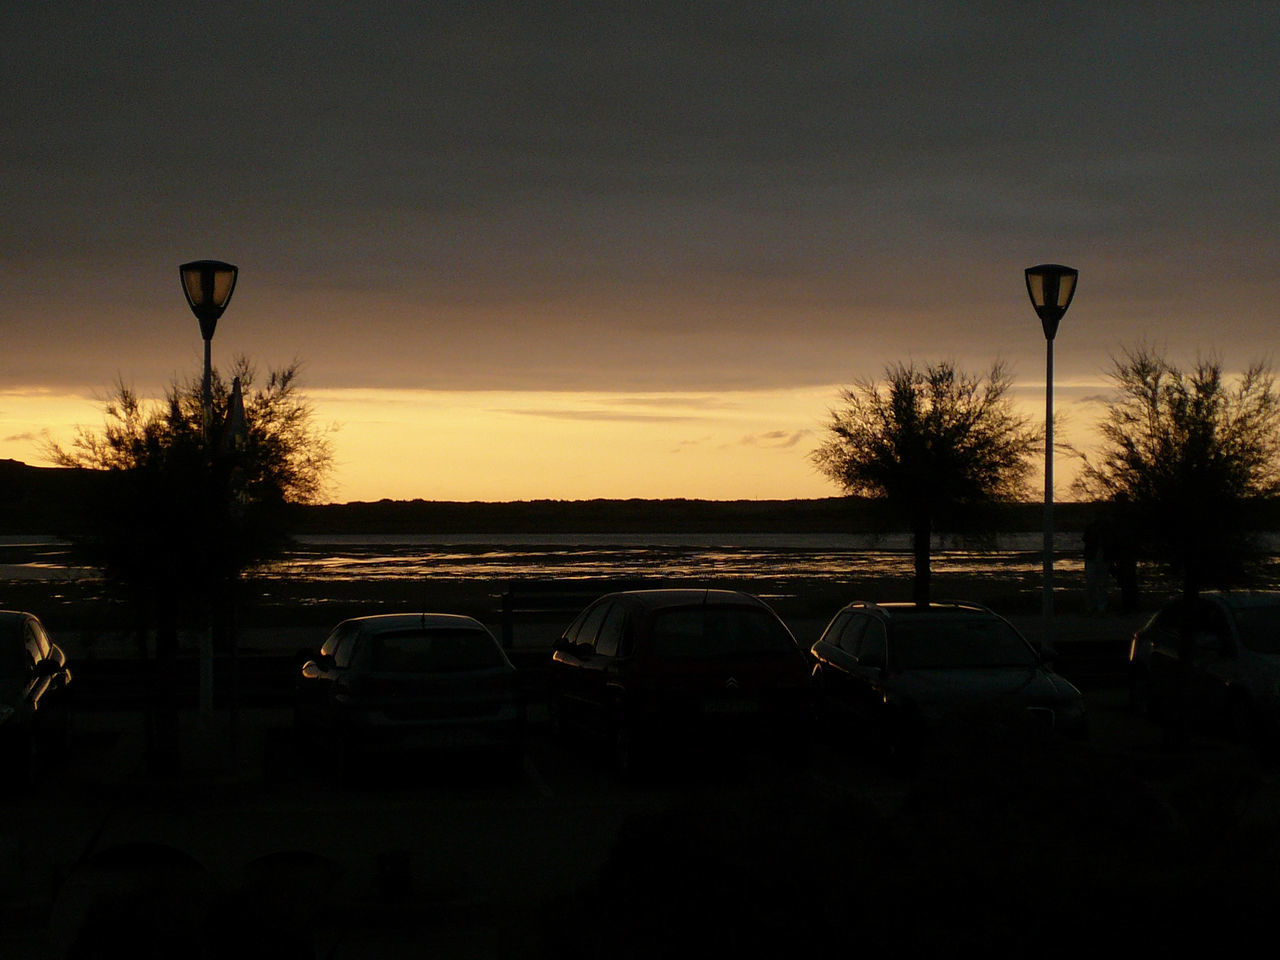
[283,496,1115,537]
[7,458,1280,538]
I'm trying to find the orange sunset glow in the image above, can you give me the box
[3,5,1275,504]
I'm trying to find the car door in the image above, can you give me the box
[1184,601,1242,722]
[21,617,53,712]
[297,621,360,732]
[845,614,890,723]
[1144,602,1184,709]
[815,612,885,722]
[552,600,614,729]
[1145,599,1238,728]
[584,602,630,731]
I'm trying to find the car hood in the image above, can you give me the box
[634,650,811,693]
[890,666,1080,716]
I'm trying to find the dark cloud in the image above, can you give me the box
[3,2,1277,394]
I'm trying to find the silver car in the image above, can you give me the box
[1129,591,1280,743]
[295,614,525,774]
[810,600,1087,763]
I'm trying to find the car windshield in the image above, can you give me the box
[647,607,795,659]
[891,617,1038,670]
[369,628,504,672]
[1231,605,1280,655]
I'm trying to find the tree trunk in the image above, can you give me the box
[912,516,931,608]
[148,594,182,776]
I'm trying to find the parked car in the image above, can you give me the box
[294,614,525,773]
[0,610,73,778]
[548,588,813,773]
[1128,591,1280,744]
[809,600,1086,764]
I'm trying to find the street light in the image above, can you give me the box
[179,259,238,723]
[1025,263,1078,646]
[180,260,238,442]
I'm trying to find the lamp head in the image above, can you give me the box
[1024,263,1077,340]
[180,260,238,340]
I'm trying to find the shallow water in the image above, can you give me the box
[255,532,1084,586]
[8,532,1279,595]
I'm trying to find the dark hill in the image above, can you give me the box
[7,459,1279,536]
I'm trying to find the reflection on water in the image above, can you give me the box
[255,533,1087,585]
[8,532,1279,591]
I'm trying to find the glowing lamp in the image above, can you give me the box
[180,260,238,341]
[1024,263,1077,340]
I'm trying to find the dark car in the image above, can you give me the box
[810,600,1086,764]
[0,610,73,778]
[294,614,525,773]
[1129,591,1280,743]
[548,588,813,772]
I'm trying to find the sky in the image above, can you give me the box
[2,2,1277,502]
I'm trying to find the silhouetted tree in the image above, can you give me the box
[48,358,331,770]
[813,360,1039,606]
[51,357,331,603]
[1074,346,1280,602]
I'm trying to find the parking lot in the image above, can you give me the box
[5,666,1279,957]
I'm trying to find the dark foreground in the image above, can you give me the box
[3,553,1278,956]
[4,666,1279,957]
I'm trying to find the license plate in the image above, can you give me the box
[703,698,759,715]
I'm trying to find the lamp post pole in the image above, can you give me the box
[179,260,238,721]
[1045,332,1055,618]
[1024,264,1078,651]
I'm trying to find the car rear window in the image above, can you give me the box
[892,617,1038,669]
[646,607,795,659]
[369,628,504,672]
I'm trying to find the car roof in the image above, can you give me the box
[833,600,1002,620]
[342,613,490,633]
[1199,591,1280,610]
[600,589,770,611]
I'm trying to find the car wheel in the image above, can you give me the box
[332,725,361,785]
[1227,694,1258,746]
[1128,666,1151,716]
[612,722,647,780]
[880,709,920,775]
[547,693,569,740]
[36,701,71,760]
[3,729,35,787]
[501,744,526,781]
[809,669,830,732]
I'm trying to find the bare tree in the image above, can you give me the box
[813,360,1039,606]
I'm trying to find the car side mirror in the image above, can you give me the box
[301,654,336,679]
[34,658,61,679]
